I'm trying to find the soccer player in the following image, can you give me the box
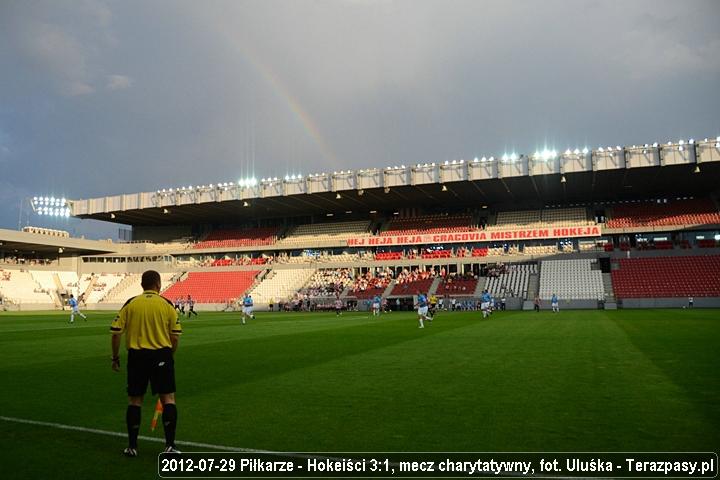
[688,296,693,308]
[68,294,87,323]
[110,270,181,457]
[415,292,432,328]
[551,293,559,313]
[186,295,197,317]
[334,295,343,316]
[372,294,381,317]
[480,290,492,318]
[429,294,438,317]
[241,294,254,324]
[534,295,541,312]
[178,298,185,316]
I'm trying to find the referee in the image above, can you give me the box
[111,270,182,457]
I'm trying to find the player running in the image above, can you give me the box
[371,294,381,317]
[551,293,559,313]
[415,292,432,328]
[335,295,343,316]
[68,294,87,323]
[480,290,492,318]
[241,294,255,324]
[186,295,197,317]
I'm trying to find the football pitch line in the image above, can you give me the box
[0,415,275,454]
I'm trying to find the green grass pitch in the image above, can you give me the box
[0,309,718,479]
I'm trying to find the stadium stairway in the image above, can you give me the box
[427,277,443,296]
[473,278,487,297]
[382,281,395,298]
[602,273,615,302]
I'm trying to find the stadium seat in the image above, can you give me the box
[193,227,280,249]
[381,213,475,236]
[163,271,259,303]
[606,199,720,228]
[539,259,604,300]
[611,255,720,298]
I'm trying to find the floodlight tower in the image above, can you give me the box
[28,196,72,223]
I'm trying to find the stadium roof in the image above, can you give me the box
[71,138,720,226]
[0,228,118,256]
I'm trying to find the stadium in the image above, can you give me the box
[2,1,720,479]
[2,135,720,477]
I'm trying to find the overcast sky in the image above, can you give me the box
[1,0,719,238]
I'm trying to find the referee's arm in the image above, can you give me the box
[168,302,182,353]
[170,333,179,353]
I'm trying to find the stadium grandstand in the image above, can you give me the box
[1,135,719,311]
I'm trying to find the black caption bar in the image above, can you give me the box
[158,452,718,478]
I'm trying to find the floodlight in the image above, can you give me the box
[582,148,589,154]
[336,193,342,199]
[598,147,604,152]
[565,149,571,155]
[501,154,509,161]
[652,142,658,147]
[678,140,684,145]
[689,139,694,144]
[573,149,580,155]
[473,157,479,162]
[441,185,448,192]
[243,201,250,207]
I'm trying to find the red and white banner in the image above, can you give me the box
[347,225,602,247]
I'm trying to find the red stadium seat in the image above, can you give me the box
[163,271,259,303]
[606,199,720,228]
[611,256,720,298]
[193,227,280,249]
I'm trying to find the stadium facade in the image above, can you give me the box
[1,136,719,311]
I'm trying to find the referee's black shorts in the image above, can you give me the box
[126,347,176,396]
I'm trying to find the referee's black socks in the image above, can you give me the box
[162,403,178,447]
[126,405,141,449]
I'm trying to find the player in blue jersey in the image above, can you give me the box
[241,294,255,324]
[68,294,87,323]
[481,290,492,318]
[551,293,559,313]
[415,292,432,328]
[371,295,381,317]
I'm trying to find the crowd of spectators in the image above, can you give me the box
[304,269,353,297]
[0,255,55,266]
[350,269,393,293]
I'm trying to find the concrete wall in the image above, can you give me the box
[620,297,720,309]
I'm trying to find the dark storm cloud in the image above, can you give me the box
[0,0,718,237]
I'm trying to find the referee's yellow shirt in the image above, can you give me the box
[110,290,182,350]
